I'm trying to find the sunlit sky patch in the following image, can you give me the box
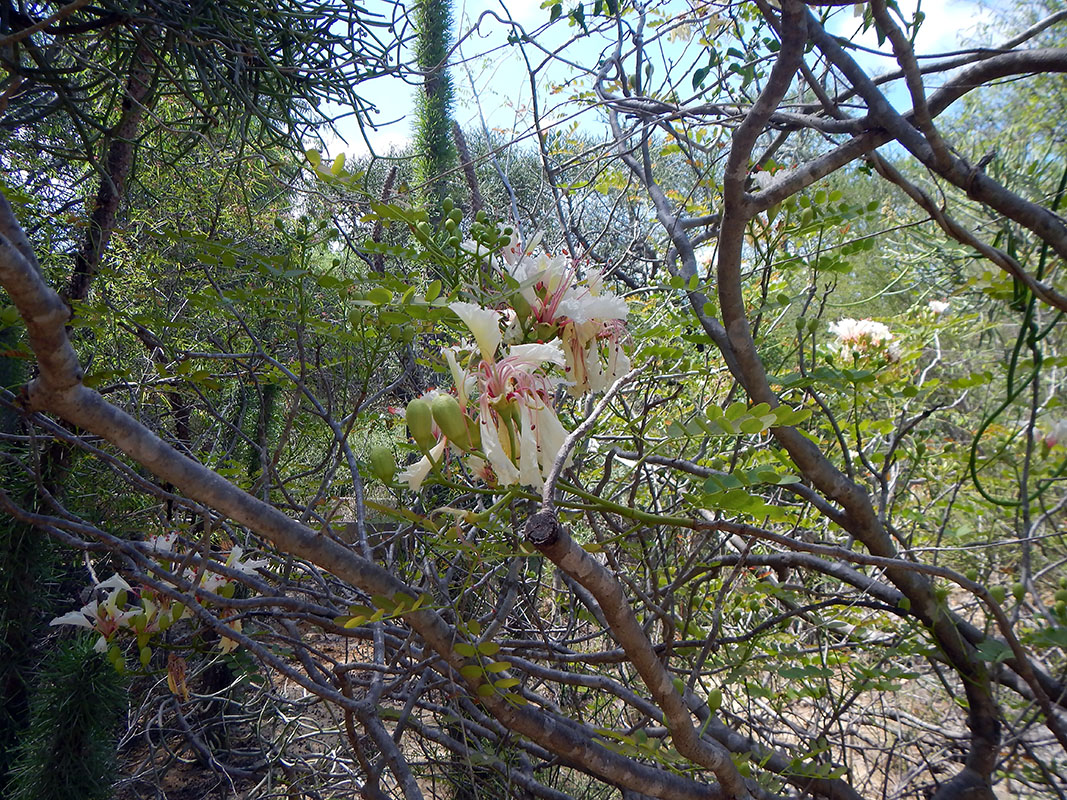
[324,0,1000,160]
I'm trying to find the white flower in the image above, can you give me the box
[399,438,447,491]
[928,300,950,315]
[751,169,776,190]
[50,607,98,632]
[465,454,493,483]
[50,574,136,652]
[145,532,180,555]
[443,347,477,408]
[479,410,521,486]
[827,320,896,349]
[226,545,270,575]
[828,318,902,364]
[199,571,229,594]
[450,302,503,361]
[462,225,538,268]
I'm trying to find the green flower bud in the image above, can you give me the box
[432,394,472,450]
[406,399,435,452]
[466,415,481,451]
[368,446,397,484]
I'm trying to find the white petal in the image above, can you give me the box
[587,340,609,394]
[98,574,132,594]
[459,238,495,264]
[480,414,520,486]
[517,407,543,489]
[535,404,571,479]
[558,293,628,324]
[50,610,93,629]
[499,226,530,266]
[506,256,542,306]
[443,347,476,407]
[466,454,492,483]
[607,341,631,386]
[398,439,447,492]
[506,342,566,368]
[145,533,179,553]
[450,302,502,361]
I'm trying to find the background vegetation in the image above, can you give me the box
[2,1,1067,799]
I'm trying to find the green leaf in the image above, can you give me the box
[974,638,1012,664]
[366,287,393,305]
[454,642,477,658]
[460,664,484,680]
[1027,627,1067,648]
[571,3,586,31]
[371,594,396,612]
[725,401,747,420]
[477,641,500,656]
[692,66,711,90]
[549,2,562,21]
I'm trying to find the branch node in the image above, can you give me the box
[524,511,561,547]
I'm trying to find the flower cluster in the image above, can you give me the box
[499,231,629,396]
[828,318,900,362]
[49,574,138,653]
[50,534,268,657]
[399,229,630,491]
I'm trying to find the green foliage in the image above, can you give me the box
[6,637,126,800]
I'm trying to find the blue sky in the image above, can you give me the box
[325,0,999,159]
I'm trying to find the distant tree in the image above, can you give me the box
[412,0,457,214]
